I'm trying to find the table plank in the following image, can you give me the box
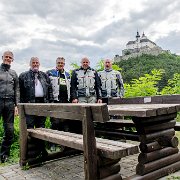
[108,104,180,117]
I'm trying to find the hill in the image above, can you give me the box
[115,53,180,90]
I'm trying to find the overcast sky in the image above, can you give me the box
[0,0,180,74]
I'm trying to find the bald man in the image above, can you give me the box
[71,57,102,103]
[98,59,124,99]
[0,51,19,163]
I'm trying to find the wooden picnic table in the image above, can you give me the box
[107,103,180,179]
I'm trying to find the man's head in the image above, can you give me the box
[30,57,40,72]
[2,51,14,65]
[104,59,113,70]
[56,57,65,71]
[81,57,90,70]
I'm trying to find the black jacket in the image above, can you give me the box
[0,63,19,105]
[19,70,53,103]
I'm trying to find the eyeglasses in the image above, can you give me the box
[5,56,13,59]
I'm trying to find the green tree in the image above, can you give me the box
[115,53,180,90]
[161,73,180,95]
[124,69,164,97]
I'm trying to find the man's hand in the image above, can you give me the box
[72,99,78,103]
[97,99,102,103]
[14,106,19,116]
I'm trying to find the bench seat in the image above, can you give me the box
[27,128,139,160]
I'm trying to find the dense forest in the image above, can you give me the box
[115,53,180,90]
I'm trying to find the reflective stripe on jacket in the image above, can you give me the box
[71,67,102,100]
[46,69,71,101]
[98,69,124,97]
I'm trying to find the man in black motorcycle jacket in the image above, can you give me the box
[19,57,53,126]
[19,57,53,159]
[0,51,19,163]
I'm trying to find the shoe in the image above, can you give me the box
[50,144,56,152]
[1,155,9,163]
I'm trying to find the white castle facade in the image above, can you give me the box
[114,31,170,62]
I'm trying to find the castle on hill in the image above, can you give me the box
[114,31,170,61]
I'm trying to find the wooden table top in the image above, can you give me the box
[108,104,180,117]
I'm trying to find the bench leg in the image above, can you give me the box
[97,157,122,180]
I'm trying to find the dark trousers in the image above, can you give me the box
[0,99,15,157]
[50,99,82,134]
[25,97,47,157]
[26,97,46,128]
[50,99,69,131]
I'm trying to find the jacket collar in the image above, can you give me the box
[105,68,113,72]
[1,63,11,71]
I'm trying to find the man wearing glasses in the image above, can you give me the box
[46,57,71,151]
[0,51,19,163]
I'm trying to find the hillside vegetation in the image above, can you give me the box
[115,53,180,90]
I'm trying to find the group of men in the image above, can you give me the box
[0,50,124,163]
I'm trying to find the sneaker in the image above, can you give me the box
[1,155,9,163]
[50,144,56,152]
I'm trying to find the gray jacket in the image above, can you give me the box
[0,63,19,105]
[98,69,124,98]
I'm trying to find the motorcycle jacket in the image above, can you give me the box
[71,67,102,100]
[0,63,19,105]
[19,70,53,103]
[46,69,71,101]
[98,69,124,98]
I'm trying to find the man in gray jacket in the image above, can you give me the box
[0,51,19,163]
[98,59,124,99]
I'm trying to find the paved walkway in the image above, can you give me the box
[0,153,180,180]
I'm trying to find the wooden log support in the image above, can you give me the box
[128,161,180,180]
[97,157,120,167]
[136,152,180,175]
[138,147,179,164]
[100,173,122,180]
[132,113,177,124]
[139,141,162,153]
[158,136,179,147]
[136,120,176,134]
[139,128,175,143]
[98,163,120,179]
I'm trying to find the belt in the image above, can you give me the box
[35,97,44,103]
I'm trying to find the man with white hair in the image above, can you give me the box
[19,57,53,158]
[0,51,19,163]
[98,59,124,99]
[19,56,53,127]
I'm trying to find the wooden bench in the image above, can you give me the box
[18,103,139,180]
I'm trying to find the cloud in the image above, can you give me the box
[0,0,179,74]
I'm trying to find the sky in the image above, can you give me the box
[0,0,180,74]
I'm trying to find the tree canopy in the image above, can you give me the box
[115,53,180,90]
